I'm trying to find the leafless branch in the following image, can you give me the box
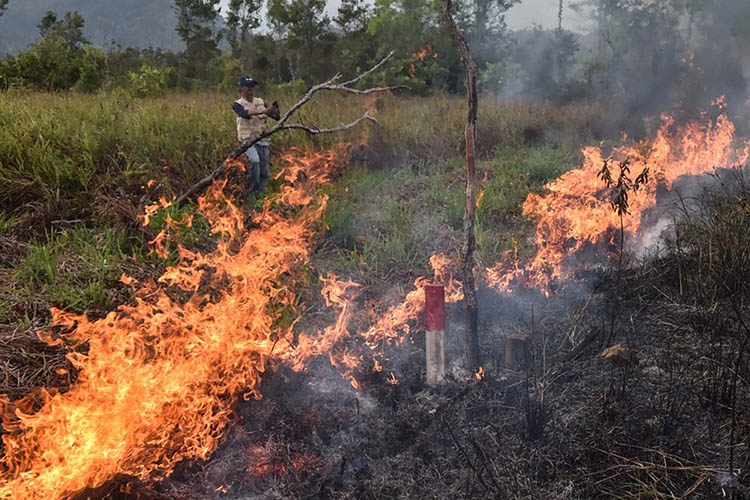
[278,112,376,135]
[441,0,481,370]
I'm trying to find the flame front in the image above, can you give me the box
[0,149,340,499]
[3,106,748,499]
[485,108,749,293]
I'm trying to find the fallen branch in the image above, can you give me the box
[176,51,402,207]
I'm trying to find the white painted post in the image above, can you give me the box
[425,284,446,386]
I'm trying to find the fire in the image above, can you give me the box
[0,148,345,499]
[416,44,437,62]
[484,107,749,294]
[288,273,362,389]
[476,171,489,210]
[358,252,462,352]
[4,103,747,498]
[246,445,320,479]
[410,44,439,77]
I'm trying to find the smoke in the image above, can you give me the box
[635,165,750,258]
[492,1,750,135]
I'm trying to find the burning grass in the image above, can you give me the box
[2,89,750,499]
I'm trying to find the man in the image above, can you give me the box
[233,75,280,196]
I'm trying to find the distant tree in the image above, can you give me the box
[268,0,329,56]
[332,0,376,85]
[571,0,688,123]
[0,10,91,90]
[365,0,456,93]
[334,0,370,34]
[226,0,263,60]
[37,11,88,49]
[76,45,107,92]
[689,0,750,115]
[173,0,222,61]
[0,0,8,17]
[448,0,519,94]
[267,0,330,80]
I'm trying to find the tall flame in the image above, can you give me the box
[3,107,749,499]
[485,108,749,293]
[0,149,341,499]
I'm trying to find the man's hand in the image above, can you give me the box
[265,101,281,120]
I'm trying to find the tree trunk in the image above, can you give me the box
[441,0,480,371]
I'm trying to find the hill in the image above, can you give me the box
[0,0,183,54]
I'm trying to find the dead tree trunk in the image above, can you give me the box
[441,0,480,371]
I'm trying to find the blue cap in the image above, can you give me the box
[239,75,256,87]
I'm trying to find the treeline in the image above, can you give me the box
[1,0,749,116]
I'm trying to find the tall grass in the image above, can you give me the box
[0,88,609,314]
[0,89,607,225]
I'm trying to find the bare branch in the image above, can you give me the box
[339,50,395,86]
[442,0,481,370]
[278,112,377,135]
[274,50,397,132]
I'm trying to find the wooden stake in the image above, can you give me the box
[441,0,480,371]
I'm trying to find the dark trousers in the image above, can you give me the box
[245,144,271,194]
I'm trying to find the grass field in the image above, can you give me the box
[3,88,750,498]
[0,90,606,327]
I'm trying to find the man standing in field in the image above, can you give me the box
[233,75,280,197]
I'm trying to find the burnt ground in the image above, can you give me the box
[79,246,750,499]
[24,169,750,500]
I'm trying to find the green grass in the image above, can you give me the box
[320,142,584,286]
[0,89,607,320]
[0,90,606,223]
[12,227,133,316]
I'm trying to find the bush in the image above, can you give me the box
[127,63,171,98]
[276,79,308,96]
[76,45,107,93]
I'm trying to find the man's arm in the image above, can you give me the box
[232,102,256,119]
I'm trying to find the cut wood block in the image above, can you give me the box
[505,335,528,368]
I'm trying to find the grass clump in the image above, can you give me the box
[10,227,133,318]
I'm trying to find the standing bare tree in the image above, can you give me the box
[441,0,480,371]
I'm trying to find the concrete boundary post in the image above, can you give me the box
[425,284,446,386]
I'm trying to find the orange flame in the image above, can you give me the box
[246,445,321,479]
[0,148,344,499]
[476,171,489,210]
[416,44,434,62]
[484,107,749,294]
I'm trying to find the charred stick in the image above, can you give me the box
[468,434,503,494]
[440,414,487,489]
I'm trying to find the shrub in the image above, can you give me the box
[76,45,107,93]
[127,63,171,98]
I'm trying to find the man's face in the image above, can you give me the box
[239,85,254,100]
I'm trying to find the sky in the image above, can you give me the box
[218,0,589,32]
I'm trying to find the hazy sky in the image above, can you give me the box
[218,0,588,32]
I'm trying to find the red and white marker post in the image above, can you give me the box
[425,284,446,386]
